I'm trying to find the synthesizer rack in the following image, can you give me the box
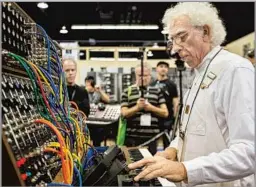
[2,3,176,187]
[2,2,90,186]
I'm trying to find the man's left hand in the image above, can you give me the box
[144,101,154,112]
[128,156,187,182]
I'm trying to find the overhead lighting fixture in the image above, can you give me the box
[79,52,85,56]
[152,43,159,48]
[118,48,140,52]
[37,2,48,9]
[71,24,159,30]
[60,26,68,34]
[147,51,153,57]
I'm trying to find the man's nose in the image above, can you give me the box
[172,42,182,55]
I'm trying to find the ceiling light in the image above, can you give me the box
[152,43,159,48]
[118,48,140,52]
[37,2,48,9]
[60,26,68,34]
[147,51,153,57]
[132,6,137,11]
[71,24,159,30]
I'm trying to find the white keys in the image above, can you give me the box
[138,148,177,187]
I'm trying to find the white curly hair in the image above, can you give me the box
[162,2,226,47]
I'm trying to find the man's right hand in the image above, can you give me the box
[95,85,101,92]
[136,98,146,110]
[155,147,177,161]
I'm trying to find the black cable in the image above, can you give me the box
[171,58,185,140]
[138,130,169,148]
[90,170,108,186]
[83,142,100,156]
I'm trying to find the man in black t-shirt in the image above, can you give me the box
[63,58,90,117]
[151,61,179,148]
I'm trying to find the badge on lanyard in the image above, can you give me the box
[139,87,151,126]
[140,113,151,126]
[201,71,217,89]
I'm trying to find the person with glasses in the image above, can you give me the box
[128,2,255,187]
[121,62,169,155]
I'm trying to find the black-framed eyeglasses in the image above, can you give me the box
[171,32,189,45]
[166,32,189,57]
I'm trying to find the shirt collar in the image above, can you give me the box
[194,45,222,75]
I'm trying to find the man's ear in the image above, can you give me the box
[203,24,211,42]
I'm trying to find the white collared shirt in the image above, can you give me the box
[170,46,255,186]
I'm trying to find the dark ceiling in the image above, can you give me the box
[17,2,254,47]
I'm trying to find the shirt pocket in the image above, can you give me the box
[187,121,206,136]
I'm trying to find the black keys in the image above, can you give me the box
[128,149,144,162]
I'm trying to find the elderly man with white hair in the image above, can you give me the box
[128,2,255,187]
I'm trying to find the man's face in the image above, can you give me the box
[85,80,94,92]
[135,67,151,86]
[63,60,76,85]
[156,64,169,76]
[168,15,209,68]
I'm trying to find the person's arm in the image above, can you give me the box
[95,85,110,103]
[122,98,147,118]
[144,103,169,118]
[121,88,137,118]
[172,97,179,117]
[99,90,110,103]
[171,82,179,117]
[145,88,168,118]
[182,66,255,186]
[121,106,140,118]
